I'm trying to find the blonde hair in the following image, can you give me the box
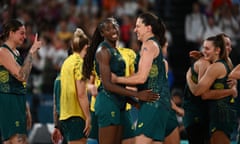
[71,28,89,52]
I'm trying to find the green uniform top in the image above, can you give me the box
[0,44,26,95]
[95,41,126,109]
[136,37,171,106]
[209,59,234,105]
[53,74,61,115]
[208,59,237,137]
[183,61,208,127]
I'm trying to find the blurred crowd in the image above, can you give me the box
[185,0,240,66]
[0,0,164,97]
[0,0,240,129]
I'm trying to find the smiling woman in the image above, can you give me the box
[83,17,159,144]
[0,19,42,144]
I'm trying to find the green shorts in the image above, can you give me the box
[165,110,179,137]
[95,91,125,127]
[60,117,86,141]
[135,99,170,142]
[0,93,27,141]
[183,86,208,128]
[0,132,2,144]
[208,100,238,138]
[122,110,136,140]
[89,111,98,140]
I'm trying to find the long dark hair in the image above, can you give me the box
[0,19,23,44]
[138,12,166,46]
[83,17,117,79]
[206,34,232,69]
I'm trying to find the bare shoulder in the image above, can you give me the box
[207,62,226,76]
[96,46,111,61]
[196,58,210,66]
[0,47,10,58]
[142,40,159,53]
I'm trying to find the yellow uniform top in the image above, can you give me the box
[90,70,100,112]
[118,48,136,77]
[118,48,136,110]
[59,53,86,120]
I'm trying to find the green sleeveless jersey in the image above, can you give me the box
[136,37,171,106]
[0,44,26,95]
[95,41,126,109]
[53,74,61,115]
[183,62,208,127]
[209,59,235,106]
[208,59,237,137]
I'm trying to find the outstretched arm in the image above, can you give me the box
[0,33,42,82]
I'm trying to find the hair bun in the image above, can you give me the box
[74,28,86,38]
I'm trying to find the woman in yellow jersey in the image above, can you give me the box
[59,28,91,144]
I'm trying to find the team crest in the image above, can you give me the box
[0,71,9,83]
[213,83,224,89]
[149,64,158,78]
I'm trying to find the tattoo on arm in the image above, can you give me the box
[18,53,33,81]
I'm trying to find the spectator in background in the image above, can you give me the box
[217,5,239,47]
[56,17,73,42]
[170,88,186,140]
[185,1,208,51]
[120,15,133,48]
[200,15,222,41]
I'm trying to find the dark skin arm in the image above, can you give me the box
[96,46,159,102]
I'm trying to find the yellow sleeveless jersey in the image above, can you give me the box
[90,70,100,112]
[118,48,136,110]
[59,53,86,120]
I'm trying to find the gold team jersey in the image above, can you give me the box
[90,70,100,112]
[118,48,136,110]
[118,47,136,77]
[59,53,86,120]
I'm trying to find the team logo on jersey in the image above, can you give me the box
[137,122,144,128]
[15,121,20,127]
[22,82,27,88]
[149,64,158,78]
[111,111,115,117]
[213,83,224,89]
[0,71,9,83]
[191,75,198,83]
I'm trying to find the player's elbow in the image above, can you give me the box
[137,75,148,84]
[192,89,202,96]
